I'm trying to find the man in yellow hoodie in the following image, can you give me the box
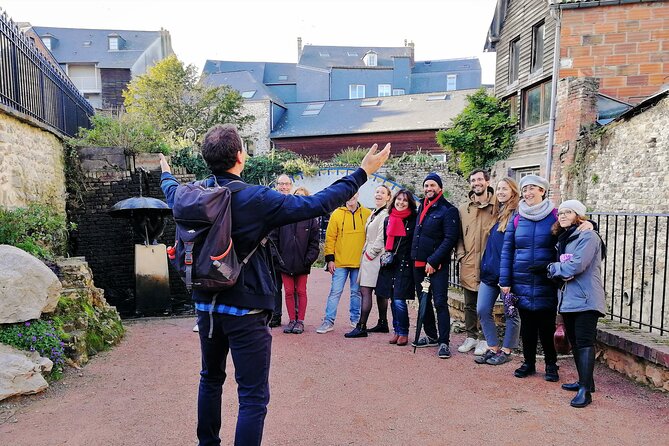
[316,193,371,333]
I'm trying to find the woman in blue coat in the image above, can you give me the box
[499,175,560,381]
[547,200,606,408]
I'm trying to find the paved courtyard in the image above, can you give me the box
[1,269,668,445]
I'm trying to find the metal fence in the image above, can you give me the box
[0,10,93,136]
[448,212,669,336]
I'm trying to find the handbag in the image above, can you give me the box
[554,315,572,355]
[502,292,519,318]
[380,237,401,267]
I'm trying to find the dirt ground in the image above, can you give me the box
[1,269,668,445]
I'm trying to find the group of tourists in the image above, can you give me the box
[160,126,606,445]
[271,168,607,412]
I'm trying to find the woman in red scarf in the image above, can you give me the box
[375,189,418,345]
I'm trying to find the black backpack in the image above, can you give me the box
[167,177,262,291]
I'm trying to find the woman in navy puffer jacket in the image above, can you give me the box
[499,175,560,382]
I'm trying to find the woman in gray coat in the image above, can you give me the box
[547,200,606,408]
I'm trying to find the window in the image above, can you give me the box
[446,74,457,91]
[378,84,391,97]
[531,21,545,74]
[42,36,52,51]
[509,37,520,84]
[360,99,380,107]
[515,166,541,182]
[506,94,518,119]
[427,94,450,101]
[392,88,405,96]
[349,84,365,99]
[302,102,325,116]
[347,51,359,57]
[108,37,119,51]
[278,75,288,81]
[522,80,551,128]
[363,52,377,67]
[241,90,256,99]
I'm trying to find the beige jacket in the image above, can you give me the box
[358,208,388,287]
[456,188,496,291]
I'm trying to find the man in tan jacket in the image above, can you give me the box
[456,169,496,356]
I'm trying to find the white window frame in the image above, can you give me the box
[392,88,405,96]
[378,84,391,97]
[363,52,377,67]
[108,37,119,51]
[42,36,52,51]
[446,74,457,91]
[349,84,365,99]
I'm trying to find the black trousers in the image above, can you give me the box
[562,311,600,349]
[519,308,557,365]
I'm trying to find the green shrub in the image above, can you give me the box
[0,203,72,260]
[282,157,319,177]
[170,146,211,179]
[332,147,367,165]
[0,319,67,380]
[242,149,298,186]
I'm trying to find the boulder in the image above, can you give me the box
[0,343,53,401]
[0,245,62,323]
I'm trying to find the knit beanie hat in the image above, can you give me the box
[559,199,587,217]
[423,172,443,189]
[519,174,549,192]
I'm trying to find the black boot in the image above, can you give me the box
[344,323,368,338]
[571,346,595,408]
[545,363,560,382]
[514,362,536,378]
[367,319,389,333]
[562,348,596,392]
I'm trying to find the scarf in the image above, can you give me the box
[385,208,411,250]
[419,191,443,224]
[557,225,579,256]
[518,198,555,222]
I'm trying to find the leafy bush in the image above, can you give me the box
[332,147,367,165]
[281,157,319,177]
[387,148,440,168]
[242,150,299,186]
[70,113,170,154]
[0,319,67,380]
[0,203,72,260]
[170,146,211,179]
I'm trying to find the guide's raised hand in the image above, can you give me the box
[360,143,391,176]
[159,153,171,174]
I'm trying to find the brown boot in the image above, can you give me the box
[397,336,408,346]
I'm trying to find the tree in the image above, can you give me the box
[436,88,517,176]
[122,55,254,140]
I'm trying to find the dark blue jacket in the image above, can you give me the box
[499,210,558,312]
[479,221,505,287]
[411,195,460,269]
[161,169,367,310]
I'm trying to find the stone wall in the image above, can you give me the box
[69,147,194,316]
[0,110,67,213]
[241,100,271,155]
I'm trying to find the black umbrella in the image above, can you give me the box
[413,275,431,353]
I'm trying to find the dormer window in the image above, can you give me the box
[363,51,377,67]
[108,33,124,51]
[40,34,56,51]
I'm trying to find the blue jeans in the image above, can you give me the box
[477,282,520,350]
[196,311,271,446]
[323,267,361,324]
[390,299,410,336]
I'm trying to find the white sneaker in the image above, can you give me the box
[192,323,199,333]
[474,340,489,356]
[316,320,334,334]
[457,337,478,353]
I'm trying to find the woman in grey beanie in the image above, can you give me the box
[547,199,606,408]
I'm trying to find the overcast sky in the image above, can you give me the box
[2,0,498,83]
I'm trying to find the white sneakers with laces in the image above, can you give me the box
[457,337,478,353]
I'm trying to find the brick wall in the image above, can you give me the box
[101,69,132,110]
[559,2,669,104]
[69,148,194,316]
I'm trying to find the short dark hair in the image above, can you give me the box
[201,124,242,174]
[468,168,490,182]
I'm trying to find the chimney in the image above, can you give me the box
[407,40,415,66]
[297,37,303,61]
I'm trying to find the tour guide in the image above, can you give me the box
[160,123,390,446]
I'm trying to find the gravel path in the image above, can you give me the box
[1,269,668,445]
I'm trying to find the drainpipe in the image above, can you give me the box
[546,6,561,179]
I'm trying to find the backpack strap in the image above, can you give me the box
[241,237,268,265]
[184,241,195,291]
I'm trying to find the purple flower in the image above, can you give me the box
[17,333,22,337]
[31,336,37,342]
[25,321,31,327]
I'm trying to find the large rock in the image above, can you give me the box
[0,343,53,401]
[0,245,62,323]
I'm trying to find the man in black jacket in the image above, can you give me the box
[160,124,390,446]
[411,172,460,359]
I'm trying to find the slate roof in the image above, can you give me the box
[299,45,413,69]
[31,26,166,69]
[412,58,481,73]
[270,89,479,138]
[202,60,296,85]
[549,0,664,6]
[200,71,284,105]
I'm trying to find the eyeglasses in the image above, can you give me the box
[277,182,292,186]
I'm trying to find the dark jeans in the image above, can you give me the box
[563,311,600,349]
[518,308,557,365]
[196,310,272,446]
[414,266,451,345]
[273,267,283,317]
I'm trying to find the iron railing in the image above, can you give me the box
[448,212,669,336]
[0,9,93,136]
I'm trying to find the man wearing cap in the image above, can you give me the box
[455,168,497,356]
[411,172,460,359]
